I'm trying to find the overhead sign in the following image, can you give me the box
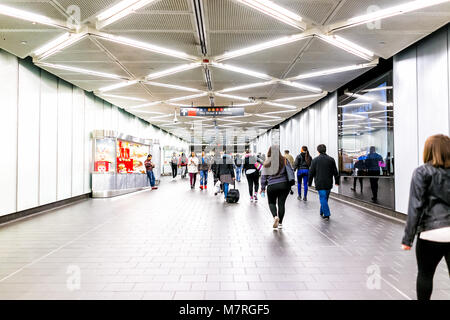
[180,107,244,117]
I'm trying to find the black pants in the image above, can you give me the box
[246,171,259,196]
[267,181,290,224]
[171,163,177,178]
[353,177,363,191]
[368,170,379,199]
[415,238,450,300]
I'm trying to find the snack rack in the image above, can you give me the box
[91,130,152,198]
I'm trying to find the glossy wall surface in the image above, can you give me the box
[393,25,450,214]
[0,50,187,217]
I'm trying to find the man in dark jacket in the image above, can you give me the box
[308,144,339,221]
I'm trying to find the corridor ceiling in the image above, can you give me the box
[1,0,449,144]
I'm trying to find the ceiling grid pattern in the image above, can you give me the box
[0,0,449,142]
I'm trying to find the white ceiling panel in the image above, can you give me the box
[54,0,118,23]
[1,1,68,21]
[102,12,194,31]
[333,4,450,58]
[284,36,369,78]
[276,0,338,25]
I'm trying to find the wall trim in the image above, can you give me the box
[0,193,90,227]
[309,188,406,224]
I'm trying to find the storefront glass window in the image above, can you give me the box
[337,71,395,209]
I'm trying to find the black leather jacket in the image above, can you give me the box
[294,152,310,170]
[402,164,450,246]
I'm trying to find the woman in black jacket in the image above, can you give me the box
[243,149,261,201]
[401,134,450,300]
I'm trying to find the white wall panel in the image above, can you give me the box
[39,71,58,206]
[394,49,419,214]
[17,60,40,211]
[103,101,112,130]
[57,80,73,200]
[0,50,18,215]
[72,87,85,196]
[417,28,449,159]
[94,97,104,130]
[84,94,95,193]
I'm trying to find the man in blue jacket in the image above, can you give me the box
[308,144,339,221]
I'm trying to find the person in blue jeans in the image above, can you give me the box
[144,154,158,190]
[234,154,243,182]
[308,144,339,221]
[294,146,312,201]
[216,153,235,200]
[199,151,210,190]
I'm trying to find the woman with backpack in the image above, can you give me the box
[401,134,450,300]
[260,145,294,229]
[294,146,312,201]
[243,149,261,202]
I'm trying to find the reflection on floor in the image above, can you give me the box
[0,176,448,300]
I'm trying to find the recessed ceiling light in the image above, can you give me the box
[21,41,27,45]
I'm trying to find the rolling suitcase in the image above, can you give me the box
[226,182,240,203]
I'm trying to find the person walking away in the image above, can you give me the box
[217,152,235,200]
[401,134,450,300]
[308,144,339,221]
[144,154,158,190]
[234,154,243,182]
[260,146,293,230]
[170,152,178,179]
[243,149,261,201]
[284,150,295,195]
[294,146,311,201]
[187,152,199,189]
[365,146,383,202]
[199,151,210,190]
[351,156,366,192]
[284,150,295,167]
[179,152,188,179]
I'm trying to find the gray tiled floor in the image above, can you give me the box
[0,176,448,300]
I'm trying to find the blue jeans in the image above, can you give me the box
[223,183,229,198]
[235,166,242,181]
[147,170,155,187]
[297,169,309,197]
[200,170,208,186]
[318,189,331,217]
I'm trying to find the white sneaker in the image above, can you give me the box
[250,196,253,201]
[278,224,283,229]
[254,193,258,201]
[273,216,279,229]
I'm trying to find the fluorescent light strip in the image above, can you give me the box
[274,93,325,102]
[346,0,450,29]
[167,92,208,102]
[36,62,127,80]
[145,81,202,92]
[146,63,202,80]
[264,110,297,115]
[96,0,157,29]
[318,35,374,61]
[0,4,72,30]
[128,101,162,109]
[255,114,282,119]
[229,103,259,107]
[34,32,87,60]
[341,113,366,119]
[288,61,378,80]
[101,94,146,102]
[93,33,198,61]
[215,92,252,102]
[210,62,272,80]
[359,110,393,115]
[264,101,297,109]
[219,81,274,93]
[280,80,323,93]
[214,33,311,61]
[237,0,305,30]
[132,110,165,115]
[98,80,138,92]
[338,102,371,108]
[360,86,393,92]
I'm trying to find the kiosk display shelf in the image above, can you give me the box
[92,130,153,198]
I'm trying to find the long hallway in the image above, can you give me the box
[0,176,448,300]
